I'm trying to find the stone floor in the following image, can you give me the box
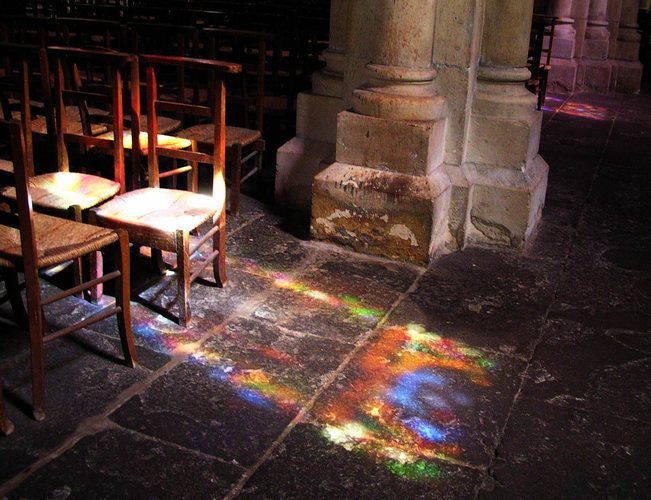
[1,87,650,499]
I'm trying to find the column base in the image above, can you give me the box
[548,58,578,93]
[610,59,643,94]
[464,155,549,248]
[275,137,335,216]
[311,163,450,264]
[296,92,345,144]
[577,59,613,92]
[336,111,446,176]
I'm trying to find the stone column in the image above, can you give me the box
[611,0,644,92]
[549,0,580,92]
[465,0,549,248]
[607,0,623,60]
[312,0,451,264]
[275,0,350,215]
[584,0,611,58]
[577,0,613,92]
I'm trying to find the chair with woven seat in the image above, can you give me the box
[92,54,241,326]
[0,46,133,218]
[175,28,270,215]
[0,119,137,421]
[0,42,55,181]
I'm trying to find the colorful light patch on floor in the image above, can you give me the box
[316,323,497,480]
[545,101,612,120]
[234,257,385,322]
[132,315,202,355]
[190,348,304,414]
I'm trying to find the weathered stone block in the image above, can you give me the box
[466,111,542,169]
[296,92,345,144]
[611,60,643,93]
[582,39,609,60]
[552,37,577,60]
[276,137,335,215]
[311,162,450,264]
[465,155,549,248]
[577,60,612,92]
[549,58,578,93]
[336,111,446,176]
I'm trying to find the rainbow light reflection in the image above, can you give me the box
[234,257,385,322]
[129,255,496,481]
[316,323,497,480]
[543,101,612,120]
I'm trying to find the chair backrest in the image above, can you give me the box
[142,54,241,199]
[198,28,273,133]
[0,42,53,177]
[0,119,41,303]
[48,46,141,193]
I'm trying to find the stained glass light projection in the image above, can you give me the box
[316,323,497,480]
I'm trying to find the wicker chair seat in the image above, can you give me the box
[1,172,121,212]
[177,124,261,148]
[18,106,110,136]
[0,159,12,174]
[140,115,181,135]
[93,187,221,250]
[95,130,192,155]
[0,211,118,269]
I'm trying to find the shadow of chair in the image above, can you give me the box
[0,119,137,421]
[91,54,241,326]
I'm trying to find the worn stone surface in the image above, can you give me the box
[481,398,651,499]
[240,424,483,500]
[311,162,448,264]
[336,111,446,176]
[9,428,244,499]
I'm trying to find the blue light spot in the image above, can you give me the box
[237,388,273,409]
[403,418,446,443]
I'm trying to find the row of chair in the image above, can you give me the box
[1,19,268,215]
[0,45,242,422]
[1,43,241,325]
[1,0,329,131]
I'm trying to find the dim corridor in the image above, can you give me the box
[1,87,650,498]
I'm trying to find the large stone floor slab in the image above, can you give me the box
[1,88,651,498]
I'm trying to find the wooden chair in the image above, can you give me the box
[175,28,270,214]
[527,14,557,110]
[1,46,131,214]
[92,54,241,326]
[0,43,51,181]
[0,381,13,435]
[0,119,137,421]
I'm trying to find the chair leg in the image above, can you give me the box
[113,232,138,367]
[5,269,28,329]
[88,250,103,303]
[212,213,227,287]
[0,383,14,436]
[176,230,191,327]
[28,306,46,421]
[68,205,84,298]
[151,249,166,275]
[230,143,242,216]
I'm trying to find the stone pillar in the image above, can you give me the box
[312,0,451,264]
[611,0,644,92]
[573,0,591,58]
[607,0,623,59]
[577,0,613,92]
[549,0,580,91]
[275,0,349,215]
[465,0,549,248]
[584,0,611,58]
